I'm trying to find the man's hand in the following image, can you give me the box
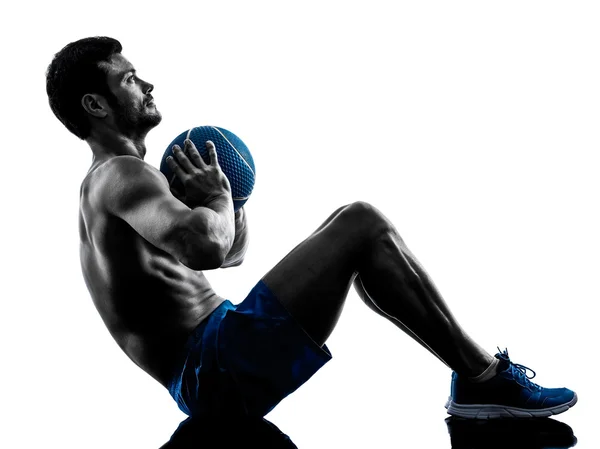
[166,139,232,210]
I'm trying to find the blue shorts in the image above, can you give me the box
[167,280,332,417]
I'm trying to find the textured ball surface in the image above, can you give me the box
[160,126,256,211]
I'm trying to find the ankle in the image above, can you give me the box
[469,357,500,383]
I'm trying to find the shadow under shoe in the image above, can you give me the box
[445,416,577,449]
[159,415,298,449]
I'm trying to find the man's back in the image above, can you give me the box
[79,156,225,386]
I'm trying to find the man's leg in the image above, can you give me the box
[262,201,493,377]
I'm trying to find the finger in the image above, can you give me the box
[205,140,219,166]
[172,144,197,173]
[166,155,188,181]
[184,139,206,168]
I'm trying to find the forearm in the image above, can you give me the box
[221,207,249,268]
[180,193,236,269]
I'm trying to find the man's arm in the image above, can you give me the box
[221,207,249,268]
[100,154,235,270]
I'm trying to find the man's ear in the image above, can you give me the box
[81,93,109,118]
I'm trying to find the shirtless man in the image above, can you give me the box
[46,36,576,446]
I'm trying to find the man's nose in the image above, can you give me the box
[143,81,154,94]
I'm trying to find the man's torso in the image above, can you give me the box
[78,158,224,386]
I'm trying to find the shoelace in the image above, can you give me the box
[497,347,542,390]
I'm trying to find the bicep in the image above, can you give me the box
[117,184,188,249]
[100,158,221,268]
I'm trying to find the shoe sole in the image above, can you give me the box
[445,393,578,419]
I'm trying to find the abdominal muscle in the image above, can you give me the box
[79,209,225,388]
[115,292,224,388]
[113,286,225,388]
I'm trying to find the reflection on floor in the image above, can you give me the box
[446,416,577,449]
[159,415,298,449]
[159,414,577,449]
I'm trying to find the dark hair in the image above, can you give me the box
[46,36,122,140]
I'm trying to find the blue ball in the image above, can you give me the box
[160,126,256,211]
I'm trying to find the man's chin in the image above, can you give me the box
[115,109,163,137]
[144,111,163,129]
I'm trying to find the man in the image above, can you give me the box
[46,36,576,445]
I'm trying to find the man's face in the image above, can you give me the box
[100,53,162,135]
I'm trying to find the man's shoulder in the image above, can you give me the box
[80,156,165,209]
[83,156,165,189]
[89,155,153,181]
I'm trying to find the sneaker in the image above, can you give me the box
[445,348,577,419]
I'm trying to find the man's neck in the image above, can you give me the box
[87,130,148,165]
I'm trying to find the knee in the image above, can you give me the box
[338,201,393,237]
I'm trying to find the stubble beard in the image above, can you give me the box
[111,97,162,138]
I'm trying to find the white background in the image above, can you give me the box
[1,1,598,447]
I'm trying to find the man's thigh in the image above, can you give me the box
[217,280,332,416]
[261,202,378,345]
[170,281,332,419]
